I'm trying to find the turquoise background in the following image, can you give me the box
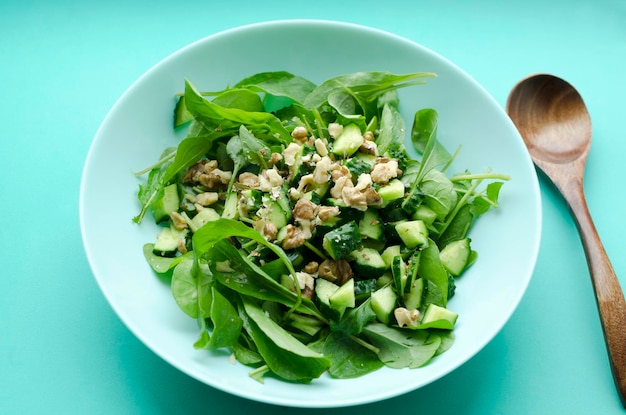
[2,0,626,413]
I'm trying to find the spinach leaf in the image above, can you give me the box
[234,71,316,104]
[195,286,243,350]
[238,125,271,169]
[211,88,264,112]
[304,71,435,111]
[317,332,383,379]
[376,103,406,155]
[184,80,292,145]
[161,133,227,185]
[170,257,213,319]
[240,297,331,383]
[362,323,441,369]
[330,298,377,336]
[142,243,188,273]
[410,108,451,183]
[420,169,458,220]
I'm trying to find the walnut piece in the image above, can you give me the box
[318,259,353,285]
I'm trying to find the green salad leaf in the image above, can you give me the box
[133,70,510,383]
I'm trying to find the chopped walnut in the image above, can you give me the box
[291,126,309,141]
[359,140,378,156]
[296,174,315,193]
[238,172,260,188]
[195,192,219,206]
[317,205,340,222]
[182,160,209,183]
[370,159,399,184]
[364,187,383,206]
[177,238,188,254]
[394,307,421,328]
[328,123,343,139]
[363,130,375,141]
[293,272,315,299]
[259,168,284,191]
[170,211,188,230]
[269,152,283,165]
[314,138,329,157]
[203,160,219,173]
[281,224,306,250]
[283,143,302,166]
[311,156,334,185]
[330,175,352,199]
[292,198,317,221]
[303,261,319,274]
[318,259,353,285]
[262,222,278,241]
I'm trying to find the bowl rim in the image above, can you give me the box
[79,18,542,408]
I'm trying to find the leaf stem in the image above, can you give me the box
[303,241,328,260]
[349,335,379,355]
[133,150,177,176]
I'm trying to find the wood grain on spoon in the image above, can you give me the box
[507,74,626,407]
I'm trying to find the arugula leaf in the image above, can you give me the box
[133,148,174,224]
[362,323,442,369]
[240,297,331,383]
[208,239,325,320]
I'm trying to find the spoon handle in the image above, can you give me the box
[563,182,626,406]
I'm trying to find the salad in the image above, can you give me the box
[133,71,509,383]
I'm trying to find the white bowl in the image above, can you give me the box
[80,20,541,408]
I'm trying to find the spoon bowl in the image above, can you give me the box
[507,74,626,407]
[507,74,591,167]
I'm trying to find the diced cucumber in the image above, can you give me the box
[288,144,316,186]
[190,208,220,230]
[371,285,398,325]
[403,278,424,310]
[354,279,378,302]
[411,204,438,226]
[259,198,290,230]
[359,209,384,241]
[391,255,408,294]
[151,183,180,223]
[222,191,239,220]
[439,238,471,276]
[377,179,405,204]
[288,313,324,336]
[322,221,362,259]
[350,247,386,278]
[153,225,188,256]
[329,278,355,317]
[381,245,401,269]
[332,124,364,158]
[376,271,393,288]
[315,278,341,321]
[421,303,458,329]
[395,220,429,249]
[354,152,377,168]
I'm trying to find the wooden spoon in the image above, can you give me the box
[507,74,626,406]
